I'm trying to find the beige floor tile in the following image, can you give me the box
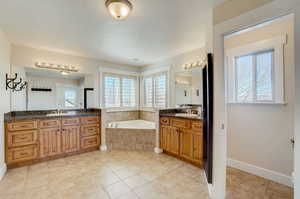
[114,167,138,179]
[116,191,140,199]
[105,181,131,199]
[123,174,149,189]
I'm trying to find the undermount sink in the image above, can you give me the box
[175,113,199,118]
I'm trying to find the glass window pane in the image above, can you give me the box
[122,78,136,107]
[256,51,273,101]
[236,55,253,102]
[65,90,76,107]
[104,76,120,108]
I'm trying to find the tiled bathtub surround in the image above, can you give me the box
[101,110,158,150]
[106,129,156,151]
[139,111,156,122]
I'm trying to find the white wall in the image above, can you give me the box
[0,29,11,180]
[225,16,294,178]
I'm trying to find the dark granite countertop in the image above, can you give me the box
[4,109,101,122]
[160,113,202,121]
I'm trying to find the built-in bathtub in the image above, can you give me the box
[106,120,156,151]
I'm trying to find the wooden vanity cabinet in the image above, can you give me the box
[5,115,101,168]
[160,117,203,167]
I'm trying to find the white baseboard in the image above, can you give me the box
[154,147,163,153]
[100,145,108,151]
[0,163,7,181]
[227,159,293,187]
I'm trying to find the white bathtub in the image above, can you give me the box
[107,120,155,130]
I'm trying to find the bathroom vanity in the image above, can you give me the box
[159,110,203,167]
[4,109,101,168]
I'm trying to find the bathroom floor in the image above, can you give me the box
[0,150,293,199]
[226,167,294,199]
[0,150,209,199]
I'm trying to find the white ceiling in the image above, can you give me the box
[0,0,215,66]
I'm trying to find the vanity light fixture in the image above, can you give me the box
[105,0,133,20]
[182,58,208,70]
[35,62,79,75]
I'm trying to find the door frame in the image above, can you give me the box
[212,0,299,198]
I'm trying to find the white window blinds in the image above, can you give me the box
[144,77,153,107]
[122,77,136,107]
[104,74,137,108]
[154,75,167,107]
[143,73,167,108]
[104,76,121,108]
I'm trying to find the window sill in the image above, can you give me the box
[227,101,287,105]
[105,107,139,113]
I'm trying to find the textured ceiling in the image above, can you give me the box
[0,0,214,66]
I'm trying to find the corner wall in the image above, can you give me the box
[0,29,11,180]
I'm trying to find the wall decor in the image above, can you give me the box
[6,73,27,92]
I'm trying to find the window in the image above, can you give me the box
[226,36,286,104]
[144,73,167,108]
[235,50,274,103]
[104,74,137,108]
[64,90,77,107]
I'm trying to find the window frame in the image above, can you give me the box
[226,35,286,104]
[103,73,138,109]
[143,72,168,108]
[234,49,275,103]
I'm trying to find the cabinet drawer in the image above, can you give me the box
[171,118,190,129]
[191,121,203,132]
[62,117,80,126]
[81,135,100,149]
[81,116,100,125]
[160,117,170,126]
[40,119,61,129]
[81,124,100,137]
[7,145,38,164]
[7,130,38,148]
[7,121,38,131]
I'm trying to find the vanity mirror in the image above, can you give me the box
[174,68,203,106]
[10,66,96,111]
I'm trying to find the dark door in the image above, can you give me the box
[202,53,214,183]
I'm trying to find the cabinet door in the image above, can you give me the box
[39,128,61,158]
[62,126,80,153]
[169,127,180,155]
[192,133,203,164]
[160,125,169,150]
[180,129,193,160]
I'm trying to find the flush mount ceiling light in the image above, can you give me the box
[105,0,133,20]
